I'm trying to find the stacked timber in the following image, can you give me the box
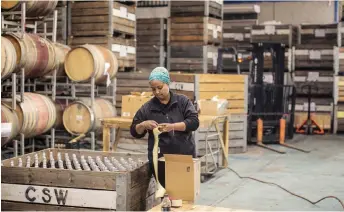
[68,1,136,71]
[167,1,223,73]
[293,31,335,131]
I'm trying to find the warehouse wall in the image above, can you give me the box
[258,1,338,25]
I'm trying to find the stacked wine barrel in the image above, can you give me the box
[1,93,63,147]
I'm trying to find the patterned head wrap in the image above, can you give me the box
[149,67,170,85]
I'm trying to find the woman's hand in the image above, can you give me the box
[140,120,159,130]
[159,123,175,132]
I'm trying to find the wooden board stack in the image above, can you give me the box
[167,1,223,73]
[68,1,136,71]
[136,2,168,72]
[1,149,156,211]
[221,3,259,73]
[293,23,338,132]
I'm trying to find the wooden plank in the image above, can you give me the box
[1,201,99,211]
[199,91,244,100]
[199,83,245,92]
[198,74,245,83]
[1,183,117,210]
[1,167,117,190]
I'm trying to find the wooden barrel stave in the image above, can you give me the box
[54,99,68,129]
[1,37,18,80]
[1,104,20,146]
[2,0,58,17]
[62,98,117,135]
[64,44,118,85]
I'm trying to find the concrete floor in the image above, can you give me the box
[196,135,344,211]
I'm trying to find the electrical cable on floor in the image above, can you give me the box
[226,167,344,210]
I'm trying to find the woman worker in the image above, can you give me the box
[130,67,200,187]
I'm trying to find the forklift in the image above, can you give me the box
[217,42,309,154]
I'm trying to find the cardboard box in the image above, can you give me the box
[121,94,152,118]
[197,99,229,116]
[162,154,201,202]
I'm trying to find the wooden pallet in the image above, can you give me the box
[136,18,167,72]
[299,23,338,46]
[293,46,334,69]
[1,148,156,211]
[168,16,222,46]
[168,0,223,19]
[251,24,298,47]
[167,45,219,73]
[68,36,136,71]
[69,1,136,37]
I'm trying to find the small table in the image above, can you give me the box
[101,117,133,152]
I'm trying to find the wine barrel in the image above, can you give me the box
[14,93,57,138]
[64,44,118,84]
[1,0,58,17]
[1,104,20,146]
[54,99,68,129]
[62,98,117,135]
[3,33,56,78]
[1,37,17,80]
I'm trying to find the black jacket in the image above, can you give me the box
[130,92,199,162]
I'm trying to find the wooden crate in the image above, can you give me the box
[168,0,223,19]
[333,46,344,75]
[116,72,151,115]
[68,36,136,71]
[293,46,334,69]
[293,70,334,97]
[136,18,167,72]
[222,25,251,49]
[299,23,338,46]
[334,76,344,105]
[169,73,249,152]
[69,1,136,37]
[251,24,298,47]
[168,17,223,46]
[338,22,344,47]
[294,111,332,130]
[167,45,219,73]
[333,104,344,133]
[1,148,156,211]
